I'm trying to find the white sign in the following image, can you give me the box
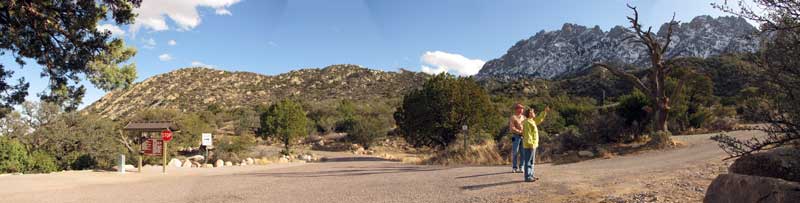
[462,125,468,131]
[201,133,213,146]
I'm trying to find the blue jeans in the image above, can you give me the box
[511,134,523,170]
[522,147,536,181]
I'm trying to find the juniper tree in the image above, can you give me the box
[0,0,141,113]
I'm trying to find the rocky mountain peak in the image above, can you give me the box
[477,15,760,79]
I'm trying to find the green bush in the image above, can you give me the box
[27,151,58,173]
[394,73,495,149]
[260,99,309,155]
[214,134,257,162]
[345,116,389,149]
[0,137,30,173]
[616,90,650,134]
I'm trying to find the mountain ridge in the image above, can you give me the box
[83,64,429,119]
[477,15,760,79]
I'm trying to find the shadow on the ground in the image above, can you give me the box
[461,180,524,190]
[321,156,399,162]
[455,172,509,179]
[241,166,447,178]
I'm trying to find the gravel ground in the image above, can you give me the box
[0,130,761,203]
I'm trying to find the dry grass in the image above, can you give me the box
[424,140,506,166]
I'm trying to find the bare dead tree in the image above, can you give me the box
[593,4,684,133]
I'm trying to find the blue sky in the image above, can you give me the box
[1,0,740,109]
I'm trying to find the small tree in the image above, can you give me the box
[594,4,684,133]
[261,100,308,155]
[394,73,494,149]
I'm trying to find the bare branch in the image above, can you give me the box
[662,13,677,55]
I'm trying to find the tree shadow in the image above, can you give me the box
[454,172,509,179]
[240,166,446,178]
[321,156,399,162]
[461,180,524,190]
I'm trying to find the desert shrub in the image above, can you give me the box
[36,113,124,170]
[27,151,58,173]
[580,110,630,143]
[0,136,30,173]
[214,134,257,162]
[556,126,590,151]
[647,131,673,149]
[70,154,97,170]
[395,73,495,149]
[616,90,650,135]
[345,116,390,149]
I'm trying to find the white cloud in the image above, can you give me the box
[97,24,125,37]
[420,51,485,76]
[215,8,232,15]
[142,38,157,49]
[168,40,177,46]
[131,0,241,34]
[159,54,173,61]
[191,61,215,68]
[268,41,278,47]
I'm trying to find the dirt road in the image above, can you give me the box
[0,130,757,203]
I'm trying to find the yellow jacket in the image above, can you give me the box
[522,111,547,149]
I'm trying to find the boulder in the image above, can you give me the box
[729,147,800,182]
[246,157,255,165]
[186,155,204,162]
[301,155,313,162]
[225,161,233,166]
[214,159,224,167]
[240,161,247,166]
[704,173,800,203]
[203,164,213,168]
[181,160,192,168]
[112,164,137,172]
[168,158,182,167]
[578,150,595,158]
[316,140,325,146]
[278,157,289,163]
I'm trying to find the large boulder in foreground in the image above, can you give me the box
[729,147,800,182]
[704,173,800,203]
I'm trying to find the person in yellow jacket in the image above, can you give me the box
[522,106,549,182]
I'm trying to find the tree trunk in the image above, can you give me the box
[654,97,669,132]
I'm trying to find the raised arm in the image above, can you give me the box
[534,107,550,125]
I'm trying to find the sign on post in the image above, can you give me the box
[201,133,213,146]
[142,139,163,156]
[161,129,173,142]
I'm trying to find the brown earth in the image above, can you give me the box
[0,130,758,203]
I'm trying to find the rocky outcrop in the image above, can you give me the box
[704,173,800,203]
[83,65,428,119]
[478,15,760,79]
[729,147,800,182]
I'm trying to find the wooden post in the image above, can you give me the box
[138,154,143,173]
[162,140,167,173]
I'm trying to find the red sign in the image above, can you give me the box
[161,130,173,142]
[142,139,163,156]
